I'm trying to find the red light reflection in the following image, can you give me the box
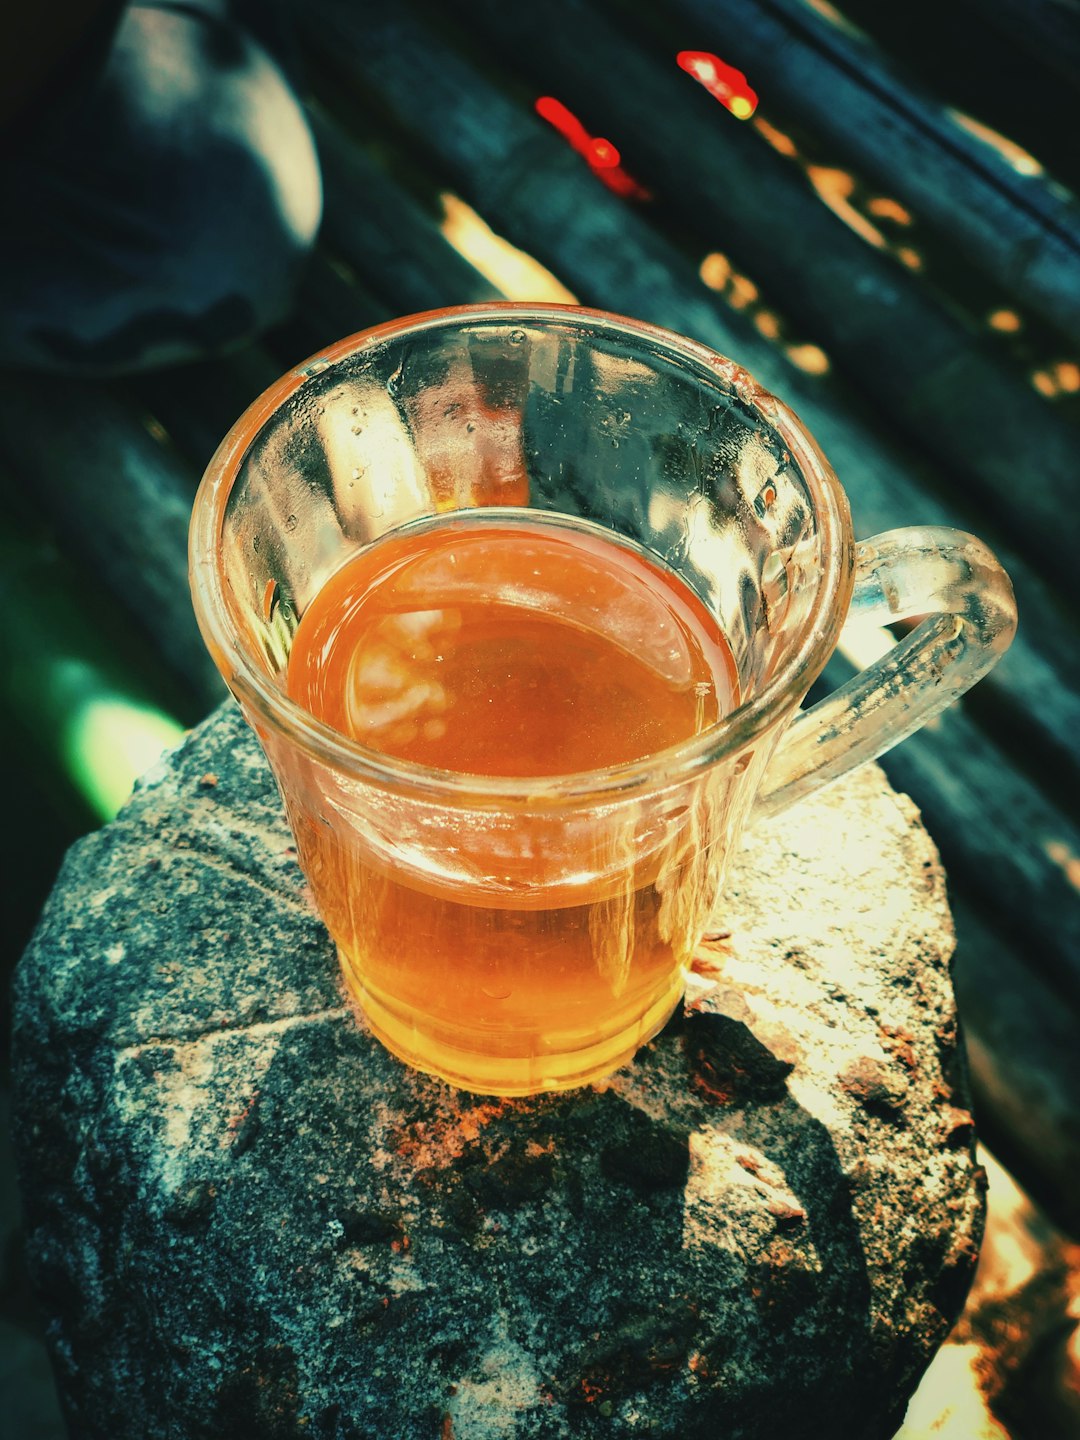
[535,96,651,198]
[676,50,758,118]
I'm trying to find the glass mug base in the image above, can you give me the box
[338,945,688,1095]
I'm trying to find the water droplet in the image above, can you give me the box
[387,363,404,397]
[285,514,298,532]
[508,329,526,345]
[465,421,476,433]
[351,424,363,436]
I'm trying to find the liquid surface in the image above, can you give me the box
[284,514,739,1093]
[287,516,737,775]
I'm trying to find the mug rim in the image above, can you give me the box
[189,302,855,803]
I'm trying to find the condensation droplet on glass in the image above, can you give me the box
[508,329,526,345]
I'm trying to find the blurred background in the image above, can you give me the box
[2,0,1079,1434]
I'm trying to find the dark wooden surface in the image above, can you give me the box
[2,0,1079,1253]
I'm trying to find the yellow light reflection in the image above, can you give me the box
[699,252,732,290]
[1032,369,1058,397]
[949,111,1044,176]
[785,343,831,375]
[867,196,913,225]
[754,311,781,339]
[439,192,578,304]
[896,246,924,271]
[895,1342,1009,1438]
[988,309,1023,333]
[806,166,887,248]
[801,0,864,35]
[752,115,798,157]
[1054,360,1080,392]
[727,274,758,309]
[1046,839,1080,891]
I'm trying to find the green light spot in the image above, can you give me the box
[61,687,185,822]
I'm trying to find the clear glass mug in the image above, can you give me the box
[189,304,1016,1095]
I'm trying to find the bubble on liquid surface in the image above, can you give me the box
[508,329,527,346]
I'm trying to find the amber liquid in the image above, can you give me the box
[287,514,738,1093]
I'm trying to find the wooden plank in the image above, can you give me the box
[129,346,284,476]
[310,104,502,313]
[435,0,1079,587]
[264,248,393,368]
[949,894,1080,1237]
[812,0,1080,198]
[135,255,391,472]
[655,0,1080,343]
[0,380,222,713]
[958,0,1080,93]
[813,651,1080,1017]
[304,0,1080,807]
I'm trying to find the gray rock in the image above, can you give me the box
[13,703,984,1439]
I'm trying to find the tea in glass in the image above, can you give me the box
[285,511,739,1092]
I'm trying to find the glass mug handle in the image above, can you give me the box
[756,526,1017,820]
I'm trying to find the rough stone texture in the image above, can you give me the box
[13,703,984,1440]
